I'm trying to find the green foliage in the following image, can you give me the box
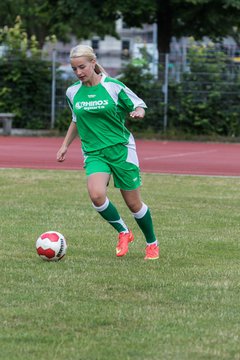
[0,0,118,48]
[1,0,240,55]
[116,0,240,53]
[55,107,72,133]
[117,42,240,137]
[118,49,164,132]
[0,16,41,56]
[0,57,52,129]
[0,17,52,129]
[168,44,240,136]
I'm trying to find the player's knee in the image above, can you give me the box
[89,191,106,206]
[127,201,142,213]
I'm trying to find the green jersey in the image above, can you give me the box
[66,74,147,153]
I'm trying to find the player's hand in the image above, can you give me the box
[129,107,145,119]
[57,145,68,162]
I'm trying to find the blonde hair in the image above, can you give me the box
[70,44,107,75]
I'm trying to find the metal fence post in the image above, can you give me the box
[51,48,56,129]
[152,23,158,79]
[163,53,169,131]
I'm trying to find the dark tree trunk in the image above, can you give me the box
[157,0,172,54]
[156,0,173,79]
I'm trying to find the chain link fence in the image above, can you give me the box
[1,45,240,134]
[55,47,240,133]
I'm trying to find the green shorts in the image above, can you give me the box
[83,142,142,190]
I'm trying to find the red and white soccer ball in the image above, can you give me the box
[36,231,67,261]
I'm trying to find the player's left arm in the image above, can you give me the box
[114,81,147,118]
[129,107,145,119]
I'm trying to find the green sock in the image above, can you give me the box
[93,198,128,233]
[133,204,157,244]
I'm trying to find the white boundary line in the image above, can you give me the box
[141,171,240,179]
[143,149,218,160]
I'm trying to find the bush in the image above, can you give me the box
[119,43,240,138]
[168,45,240,137]
[0,16,53,129]
[118,53,164,134]
[55,107,72,133]
[0,56,52,129]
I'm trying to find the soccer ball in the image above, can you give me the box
[36,231,67,261]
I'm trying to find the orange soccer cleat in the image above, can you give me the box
[144,243,159,260]
[116,230,134,257]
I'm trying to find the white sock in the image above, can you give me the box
[92,198,109,212]
[146,240,158,246]
[132,202,148,219]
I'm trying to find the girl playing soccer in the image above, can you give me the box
[57,45,159,260]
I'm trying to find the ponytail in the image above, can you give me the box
[95,62,108,75]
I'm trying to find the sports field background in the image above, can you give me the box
[0,136,240,360]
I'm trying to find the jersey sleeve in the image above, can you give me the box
[118,85,147,112]
[66,82,82,122]
[102,76,147,112]
[66,96,76,122]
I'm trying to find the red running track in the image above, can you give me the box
[0,136,240,176]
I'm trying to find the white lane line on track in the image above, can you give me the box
[141,171,240,178]
[143,149,218,160]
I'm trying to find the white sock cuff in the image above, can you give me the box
[132,203,148,219]
[92,198,109,212]
[146,240,158,246]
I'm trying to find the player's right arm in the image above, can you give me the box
[57,121,78,162]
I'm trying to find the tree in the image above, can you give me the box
[1,0,240,54]
[0,0,118,48]
[114,0,240,53]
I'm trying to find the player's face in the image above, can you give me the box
[71,57,96,83]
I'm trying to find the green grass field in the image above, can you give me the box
[0,168,239,360]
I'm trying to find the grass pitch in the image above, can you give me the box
[0,168,239,360]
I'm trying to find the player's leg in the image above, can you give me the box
[87,171,109,207]
[85,153,133,257]
[87,172,130,235]
[105,142,158,259]
[120,188,157,244]
[121,188,159,260]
